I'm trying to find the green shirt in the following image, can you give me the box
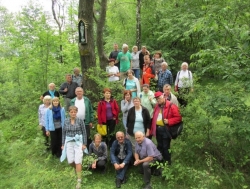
[117,51,132,72]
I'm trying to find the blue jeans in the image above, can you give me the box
[114,156,129,180]
[132,69,140,79]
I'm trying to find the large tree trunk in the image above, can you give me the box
[136,0,141,49]
[95,0,108,69]
[78,0,96,91]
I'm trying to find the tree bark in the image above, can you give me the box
[78,0,96,91]
[136,0,142,49]
[95,0,108,69]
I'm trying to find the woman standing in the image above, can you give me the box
[97,88,119,147]
[38,95,52,150]
[174,62,193,107]
[152,51,165,73]
[126,97,151,150]
[89,134,108,173]
[123,69,141,98]
[131,46,140,79]
[121,90,134,131]
[45,97,65,157]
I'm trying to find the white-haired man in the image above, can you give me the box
[156,62,173,92]
[116,44,132,80]
[163,84,179,107]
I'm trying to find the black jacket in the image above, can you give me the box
[126,106,151,136]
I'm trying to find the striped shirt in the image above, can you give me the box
[62,118,87,145]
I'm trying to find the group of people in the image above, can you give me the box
[37,44,193,189]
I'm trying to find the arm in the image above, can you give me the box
[59,83,67,94]
[62,122,66,145]
[135,78,141,96]
[113,100,119,121]
[169,71,173,86]
[60,108,66,128]
[80,119,87,146]
[45,110,50,131]
[121,100,129,113]
[167,105,182,126]
[110,142,117,164]
[98,143,108,161]
[123,140,133,164]
[97,102,102,124]
[38,105,42,125]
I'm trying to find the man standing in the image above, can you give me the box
[163,84,179,107]
[116,44,132,80]
[72,67,82,87]
[109,43,121,70]
[139,46,149,73]
[156,62,173,92]
[150,91,182,165]
[110,131,132,188]
[70,87,94,148]
[134,131,163,189]
[59,74,78,112]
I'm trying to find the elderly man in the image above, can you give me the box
[72,67,82,87]
[59,74,78,112]
[70,87,94,148]
[134,131,162,189]
[109,43,121,70]
[156,62,173,92]
[163,84,179,106]
[40,83,60,100]
[110,131,132,188]
[116,44,132,80]
[150,91,182,165]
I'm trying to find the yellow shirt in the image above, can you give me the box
[156,109,164,126]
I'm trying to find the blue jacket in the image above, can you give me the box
[45,107,65,131]
[110,138,132,165]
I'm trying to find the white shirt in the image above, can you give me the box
[107,66,119,82]
[175,70,193,88]
[75,98,86,120]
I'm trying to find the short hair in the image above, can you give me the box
[154,51,162,57]
[116,131,125,137]
[48,83,55,87]
[123,90,132,99]
[126,69,134,76]
[93,133,102,141]
[75,87,83,92]
[142,84,149,89]
[181,62,188,67]
[122,44,128,49]
[161,62,168,66]
[43,95,52,103]
[73,67,80,72]
[163,84,171,89]
[132,46,138,50]
[144,54,150,59]
[134,131,145,137]
[141,46,146,49]
[51,97,61,108]
[133,97,141,102]
[65,74,72,77]
[69,105,78,112]
[103,88,111,94]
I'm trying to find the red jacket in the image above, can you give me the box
[150,100,182,136]
[142,64,155,85]
[97,98,119,124]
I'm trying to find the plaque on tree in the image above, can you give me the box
[78,20,87,44]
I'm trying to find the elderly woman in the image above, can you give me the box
[40,83,60,100]
[97,88,119,147]
[142,55,155,85]
[174,62,193,107]
[121,90,134,131]
[126,97,151,151]
[131,46,140,79]
[45,97,65,157]
[89,134,108,173]
[123,69,141,98]
[38,95,52,149]
[152,51,165,73]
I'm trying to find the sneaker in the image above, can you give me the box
[115,178,121,188]
[76,182,81,189]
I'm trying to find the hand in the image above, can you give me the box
[134,160,141,166]
[113,117,116,120]
[114,163,120,170]
[119,163,125,169]
[146,130,150,137]
[63,88,68,92]
[92,162,96,169]
[89,123,93,128]
[174,86,178,92]
[164,119,168,124]
[46,131,50,136]
[99,124,102,127]
[40,96,44,100]
[82,145,86,150]
[148,97,152,101]
[61,145,64,150]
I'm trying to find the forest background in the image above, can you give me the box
[0,0,249,188]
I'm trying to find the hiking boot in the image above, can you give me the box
[115,178,121,188]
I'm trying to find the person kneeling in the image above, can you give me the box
[110,131,133,188]
[134,131,163,189]
[89,134,108,173]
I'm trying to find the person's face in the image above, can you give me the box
[116,133,125,144]
[66,75,72,82]
[52,100,59,107]
[109,61,115,66]
[75,89,83,98]
[44,99,51,106]
[74,69,80,76]
[49,85,55,91]
[135,134,144,144]
[114,44,118,50]
[69,109,78,119]
[94,136,102,146]
[144,56,150,64]
[133,99,141,107]
[127,71,133,78]
[142,87,149,93]
[125,93,131,101]
[156,96,165,105]
[154,53,160,59]
[161,64,167,70]
[123,47,128,52]
[141,47,146,53]
[133,47,138,53]
[104,91,111,99]
[163,87,171,96]
[182,65,188,71]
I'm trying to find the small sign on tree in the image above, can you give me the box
[78,20,87,45]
